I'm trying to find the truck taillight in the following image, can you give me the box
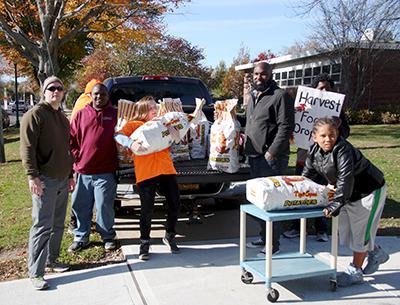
[142,75,169,81]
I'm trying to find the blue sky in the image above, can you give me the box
[164,0,314,68]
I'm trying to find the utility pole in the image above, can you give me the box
[14,63,20,128]
[0,107,5,163]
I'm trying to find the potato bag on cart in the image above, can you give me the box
[246,176,330,211]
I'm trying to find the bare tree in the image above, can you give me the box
[294,0,400,108]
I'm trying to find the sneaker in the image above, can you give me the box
[257,247,280,258]
[162,233,180,254]
[30,276,49,290]
[45,262,70,273]
[337,264,364,287]
[139,240,150,261]
[282,229,300,239]
[316,232,329,242]
[104,239,117,251]
[67,240,90,253]
[246,238,265,248]
[363,245,390,275]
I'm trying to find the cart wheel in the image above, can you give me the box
[241,271,253,284]
[267,288,279,302]
[330,280,337,292]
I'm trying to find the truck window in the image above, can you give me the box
[109,81,207,106]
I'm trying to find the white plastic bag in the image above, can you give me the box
[130,99,205,156]
[208,99,241,173]
[189,111,210,159]
[246,176,330,211]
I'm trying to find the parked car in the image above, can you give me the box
[1,108,10,128]
[11,101,28,113]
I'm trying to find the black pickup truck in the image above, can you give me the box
[104,75,250,208]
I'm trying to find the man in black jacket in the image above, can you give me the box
[244,62,295,256]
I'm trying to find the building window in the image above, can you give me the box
[312,66,321,75]
[322,65,330,74]
[332,63,341,74]
[303,77,311,85]
[288,71,295,79]
[287,79,294,86]
[295,78,302,85]
[331,74,341,82]
[281,72,288,79]
[275,73,281,80]
[281,80,288,86]
[296,70,303,78]
[304,68,312,77]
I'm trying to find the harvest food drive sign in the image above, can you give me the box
[293,86,345,149]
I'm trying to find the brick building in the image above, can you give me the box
[236,42,400,109]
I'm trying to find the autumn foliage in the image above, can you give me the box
[0,0,186,86]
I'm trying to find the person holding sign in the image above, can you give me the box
[243,62,295,256]
[302,117,388,287]
[283,73,350,242]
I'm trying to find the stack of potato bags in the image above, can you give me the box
[207,99,241,173]
[130,98,205,156]
[115,99,135,168]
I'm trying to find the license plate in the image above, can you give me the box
[178,184,200,190]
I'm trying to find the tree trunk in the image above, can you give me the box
[37,44,60,87]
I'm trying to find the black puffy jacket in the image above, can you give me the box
[302,137,385,216]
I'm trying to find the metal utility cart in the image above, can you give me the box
[240,204,339,302]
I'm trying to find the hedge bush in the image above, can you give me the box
[345,105,400,124]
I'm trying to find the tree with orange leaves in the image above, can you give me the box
[0,0,185,86]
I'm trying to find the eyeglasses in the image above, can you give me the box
[46,86,64,92]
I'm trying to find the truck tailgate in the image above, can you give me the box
[117,159,250,184]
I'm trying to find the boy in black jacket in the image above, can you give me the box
[303,117,389,287]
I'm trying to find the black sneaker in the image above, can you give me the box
[257,247,280,258]
[162,234,180,254]
[139,240,150,261]
[68,240,90,253]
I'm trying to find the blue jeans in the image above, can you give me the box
[249,155,289,251]
[72,173,117,242]
[28,176,69,277]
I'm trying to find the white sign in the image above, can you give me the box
[293,86,345,149]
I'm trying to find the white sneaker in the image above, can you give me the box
[316,232,329,242]
[282,229,300,239]
[246,238,265,248]
[30,276,49,290]
[337,264,363,287]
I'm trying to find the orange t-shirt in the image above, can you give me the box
[119,120,176,184]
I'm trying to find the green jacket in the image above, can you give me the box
[20,102,73,179]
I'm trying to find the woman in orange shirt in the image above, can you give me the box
[114,96,181,261]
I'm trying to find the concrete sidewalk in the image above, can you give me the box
[1,236,399,305]
[123,236,400,305]
[0,262,143,305]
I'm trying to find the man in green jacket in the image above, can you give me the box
[20,76,75,290]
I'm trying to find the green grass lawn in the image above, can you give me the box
[1,124,399,251]
[0,128,117,269]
